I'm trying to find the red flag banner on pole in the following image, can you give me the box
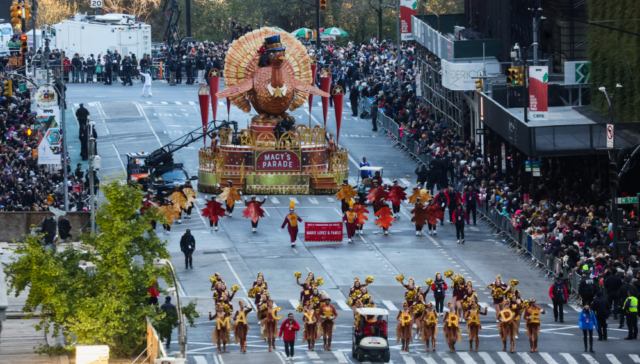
[309,63,318,114]
[319,68,332,126]
[209,68,221,121]
[332,85,344,144]
[198,85,210,146]
[226,98,231,121]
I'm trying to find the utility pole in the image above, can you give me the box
[88,120,96,232]
[32,0,37,53]
[316,0,321,54]
[395,0,402,93]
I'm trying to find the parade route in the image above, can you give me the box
[63,81,640,364]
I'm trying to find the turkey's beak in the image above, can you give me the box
[278,56,285,61]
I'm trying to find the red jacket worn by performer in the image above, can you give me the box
[279,319,300,341]
[343,209,357,239]
[452,209,469,225]
[281,209,303,243]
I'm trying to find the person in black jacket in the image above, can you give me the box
[75,104,90,128]
[185,55,194,84]
[121,56,133,86]
[349,86,359,116]
[604,269,624,319]
[180,229,196,269]
[591,292,610,340]
[618,276,639,329]
[58,217,72,242]
[578,270,597,307]
[160,297,177,349]
[175,56,183,84]
[370,101,378,131]
[169,55,178,86]
[415,165,428,185]
[549,276,568,322]
[196,54,205,84]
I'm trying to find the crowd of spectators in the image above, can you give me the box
[0,76,94,212]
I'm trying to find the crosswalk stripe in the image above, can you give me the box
[194,356,207,364]
[546,303,567,313]
[582,354,599,364]
[175,101,182,105]
[561,353,579,364]
[349,177,358,185]
[630,354,640,363]
[382,300,398,311]
[308,197,319,204]
[146,101,153,104]
[332,350,349,364]
[219,101,225,106]
[73,103,80,107]
[327,197,335,202]
[606,354,622,364]
[401,351,416,364]
[289,299,300,309]
[383,178,393,185]
[568,304,582,312]
[497,352,516,364]
[400,178,411,186]
[457,352,477,364]
[517,352,536,364]
[271,197,280,204]
[437,352,456,364]
[336,300,351,311]
[317,102,322,107]
[347,102,351,107]
[477,352,496,364]
[161,101,168,104]
[307,350,320,359]
[539,353,559,364]
[188,101,196,105]
[422,356,438,364]
[289,197,299,204]
[478,302,496,312]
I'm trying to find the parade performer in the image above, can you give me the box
[514,289,525,336]
[488,275,511,321]
[413,293,426,340]
[443,302,462,353]
[319,296,338,350]
[158,200,180,235]
[411,197,427,236]
[295,271,320,288]
[253,272,268,289]
[202,195,226,232]
[421,302,438,352]
[397,302,413,352]
[507,295,523,339]
[281,201,303,247]
[375,198,395,235]
[350,276,373,297]
[298,281,318,309]
[523,298,545,352]
[166,182,187,224]
[425,198,445,235]
[209,303,232,353]
[302,300,319,350]
[232,300,253,353]
[261,300,281,352]
[336,178,357,213]
[451,273,466,322]
[367,181,388,214]
[182,180,197,219]
[498,306,518,353]
[408,186,432,205]
[141,190,159,230]
[388,179,408,219]
[353,196,369,235]
[342,200,358,243]
[445,185,462,224]
[210,272,225,291]
[431,273,447,316]
[397,275,419,307]
[257,294,270,321]
[219,180,242,217]
[462,282,477,318]
[434,187,448,226]
[465,302,488,352]
[242,195,266,233]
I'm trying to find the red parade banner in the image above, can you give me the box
[332,85,344,144]
[309,63,318,114]
[319,68,331,126]
[304,222,343,242]
[209,68,221,121]
[197,86,210,146]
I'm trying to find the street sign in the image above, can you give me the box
[90,0,103,8]
[606,124,614,149]
[532,161,540,177]
[18,83,26,92]
[476,129,485,135]
[616,197,638,204]
[76,345,109,364]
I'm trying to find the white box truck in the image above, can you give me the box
[0,23,14,55]
[51,13,151,58]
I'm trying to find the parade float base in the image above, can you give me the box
[197,124,349,195]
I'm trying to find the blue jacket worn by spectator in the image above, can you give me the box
[579,308,598,330]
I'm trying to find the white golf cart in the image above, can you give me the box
[352,307,390,362]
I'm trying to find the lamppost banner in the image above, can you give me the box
[529,66,548,120]
[400,0,418,40]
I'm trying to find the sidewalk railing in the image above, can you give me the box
[478,202,582,301]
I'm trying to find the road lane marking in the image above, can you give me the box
[194,356,207,364]
[307,351,320,359]
[336,300,351,311]
[538,353,558,364]
[400,178,410,186]
[111,144,126,171]
[221,253,248,298]
[289,299,300,310]
[382,300,398,311]
[271,197,280,204]
[629,354,640,363]
[606,354,622,364]
[134,102,163,146]
[560,353,579,364]
[332,350,348,363]
[457,352,477,364]
[161,101,168,105]
[497,352,516,364]
[437,352,455,364]
[517,352,536,364]
[289,197,299,204]
[308,197,319,204]
[477,352,496,364]
[582,354,599,364]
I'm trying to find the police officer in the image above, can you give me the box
[622,290,638,340]
[578,267,597,307]
[121,56,133,86]
[185,54,194,85]
[176,56,184,84]
[103,57,113,85]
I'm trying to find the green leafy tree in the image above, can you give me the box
[4,176,198,357]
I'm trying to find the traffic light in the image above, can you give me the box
[609,160,618,190]
[3,80,12,97]
[10,4,22,24]
[22,4,32,20]
[475,78,483,93]
[319,0,327,12]
[20,34,28,54]
[507,66,523,86]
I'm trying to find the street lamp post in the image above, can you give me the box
[153,258,187,359]
[517,42,537,123]
[87,120,98,232]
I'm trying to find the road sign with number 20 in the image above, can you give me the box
[90,0,103,8]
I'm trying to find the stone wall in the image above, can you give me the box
[0,212,90,242]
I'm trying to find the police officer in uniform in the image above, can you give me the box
[121,56,133,86]
[622,290,638,340]
[185,54,194,85]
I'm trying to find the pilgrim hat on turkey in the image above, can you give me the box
[264,35,286,51]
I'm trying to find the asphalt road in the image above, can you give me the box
[64,77,640,364]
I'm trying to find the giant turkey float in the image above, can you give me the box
[197,28,349,195]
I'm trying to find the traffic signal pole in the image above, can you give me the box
[316,0,321,54]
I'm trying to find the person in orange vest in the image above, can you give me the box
[342,200,357,243]
[281,201,303,247]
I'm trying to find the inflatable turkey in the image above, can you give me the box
[216,29,329,120]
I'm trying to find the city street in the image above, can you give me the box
[65,80,640,364]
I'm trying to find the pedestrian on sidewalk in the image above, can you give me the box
[591,292,610,340]
[578,304,597,352]
[549,276,568,322]
[179,229,195,269]
[452,203,469,244]
[279,313,300,361]
[160,296,177,350]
